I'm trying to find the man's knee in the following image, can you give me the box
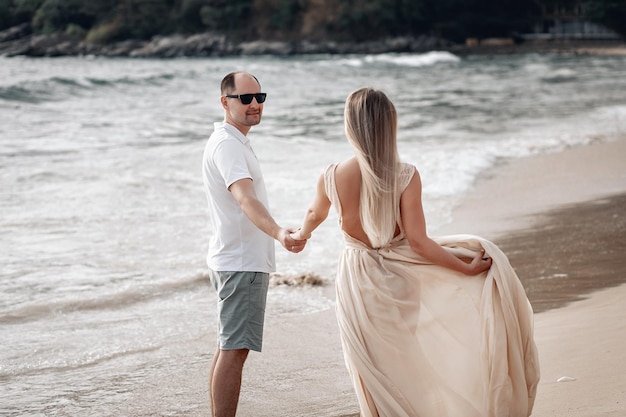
[219,348,249,366]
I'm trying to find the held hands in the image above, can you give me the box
[289,228,310,241]
[278,228,307,253]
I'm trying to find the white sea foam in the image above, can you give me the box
[364,51,461,67]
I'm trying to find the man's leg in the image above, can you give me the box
[209,346,220,417]
[209,347,249,417]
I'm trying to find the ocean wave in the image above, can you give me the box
[364,51,461,67]
[329,51,461,68]
[0,271,211,325]
[540,68,578,83]
[0,73,177,103]
[0,84,55,103]
[0,270,329,325]
[0,344,162,379]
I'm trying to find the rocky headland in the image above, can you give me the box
[1,23,625,58]
[0,23,457,58]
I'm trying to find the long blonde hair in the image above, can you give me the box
[344,87,401,248]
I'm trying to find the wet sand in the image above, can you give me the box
[497,193,626,313]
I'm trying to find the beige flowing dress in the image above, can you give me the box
[324,163,540,417]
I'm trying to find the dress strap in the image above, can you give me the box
[323,163,342,218]
[398,162,416,192]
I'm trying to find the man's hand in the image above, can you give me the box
[278,228,307,253]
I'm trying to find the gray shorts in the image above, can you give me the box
[209,270,270,352]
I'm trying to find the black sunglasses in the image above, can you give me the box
[225,93,267,105]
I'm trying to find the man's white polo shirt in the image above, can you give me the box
[202,122,275,273]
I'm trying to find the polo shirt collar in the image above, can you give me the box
[215,121,250,146]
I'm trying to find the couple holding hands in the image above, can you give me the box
[202,71,539,417]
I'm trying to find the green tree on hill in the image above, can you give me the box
[0,0,623,42]
[584,0,626,37]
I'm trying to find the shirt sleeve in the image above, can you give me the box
[213,140,252,189]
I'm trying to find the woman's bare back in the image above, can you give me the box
[334,158,400,248]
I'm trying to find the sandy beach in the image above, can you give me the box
[127,138,626,416]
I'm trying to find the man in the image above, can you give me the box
[202,71,306,417]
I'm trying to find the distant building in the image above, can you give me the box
[523,1,619,40]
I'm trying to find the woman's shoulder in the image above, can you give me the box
[333,157,359,177]
[336,157,358,169]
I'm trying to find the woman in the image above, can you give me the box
[291,88,539,417]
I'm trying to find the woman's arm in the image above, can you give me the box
[291,171,331,240]
[401,168,491,275]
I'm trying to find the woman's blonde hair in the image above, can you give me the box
[344,87,401,248]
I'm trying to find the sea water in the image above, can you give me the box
[1,51,625,415]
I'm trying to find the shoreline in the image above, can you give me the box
[436,138,626,313]
[436,139,626,241]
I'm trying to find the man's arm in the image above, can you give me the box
[229,178,306,253]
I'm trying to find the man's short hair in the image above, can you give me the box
[220,72,260,95]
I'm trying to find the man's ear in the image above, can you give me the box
[220,95,229,110]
